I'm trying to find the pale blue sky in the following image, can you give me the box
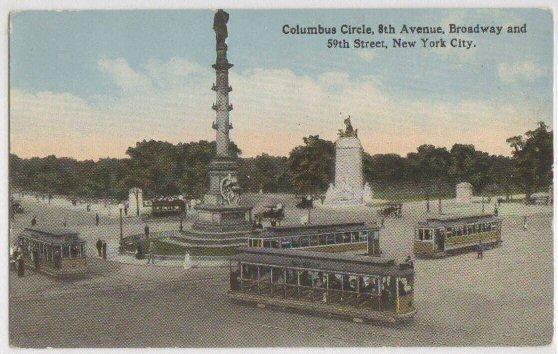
[9,9,553,159]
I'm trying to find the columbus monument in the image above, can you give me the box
[191,9,253,237]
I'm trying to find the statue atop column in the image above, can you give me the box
[338,115,358,138]
[213,9,229,50]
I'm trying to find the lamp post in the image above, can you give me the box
[179,211,184,232]
[119,207,123,254]
[425,189,430,213]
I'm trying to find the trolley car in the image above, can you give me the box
[229,247,415,323]
[151,198,186,217]
[15,227,87,277]
[247,222,380,254]
[413,213,502,258]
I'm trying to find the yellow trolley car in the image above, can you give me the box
[229,247,415,323]
[413,213,502,258]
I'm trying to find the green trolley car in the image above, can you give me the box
[413,213,502,258]
[16,227,87,277]
[247,222,380,255]
[229,247,415,323]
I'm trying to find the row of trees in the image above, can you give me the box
[9,122,552,201]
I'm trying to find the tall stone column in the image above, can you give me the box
[212,42,233,158]
[191,9,253,237]
[203,9,239,206]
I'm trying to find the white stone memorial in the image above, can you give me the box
[128,187,145,216]
[324,117,373,207]
[455,182,473,204]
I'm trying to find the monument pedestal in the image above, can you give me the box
[193,204,253,236]
[455,182,473,204]
[191,157,253,240]
[323,131,373,207]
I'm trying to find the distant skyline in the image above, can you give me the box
[9,9,553,160]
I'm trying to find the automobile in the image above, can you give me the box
[255,204,285,222]
[378,203,402,218]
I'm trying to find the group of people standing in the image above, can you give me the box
[96,239,108,259]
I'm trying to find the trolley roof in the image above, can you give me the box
[19,227,85,246]
[250,222,377,240]
[418,213,501,228]
[232,247,413,276]
[531,192,550,198]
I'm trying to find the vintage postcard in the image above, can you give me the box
[5,5,555,350]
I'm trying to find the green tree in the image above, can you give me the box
[288,135,334,195]
[407,145,451,211]
[506,121,553,200]
[240,154,292,193]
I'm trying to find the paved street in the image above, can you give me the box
[9,196,554,347]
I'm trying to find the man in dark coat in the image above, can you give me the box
[32,247,40,269]
[96,239,103,257]
[102,241,107,260]
[17,252,25,277]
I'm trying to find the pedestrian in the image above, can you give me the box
[404,255,413,267]
[523,215,528,231]
[54,249,61,269]
[135,243,143,260]
[146,240,156,265]
[87,204,91,212]
[96,239,103,257]
[102,241,107,260]
[9,245,16,271]
[144,224,150,239]
[95,213,100,226]
[494,204,499,216]
[183,252,192,270]
[16,252,25,277]
[477,240,484,259]
[31,215,37,226]
[62,219,67,227]
[32,246,39,269]
[179,218,184,232]
[381,217,385,228]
